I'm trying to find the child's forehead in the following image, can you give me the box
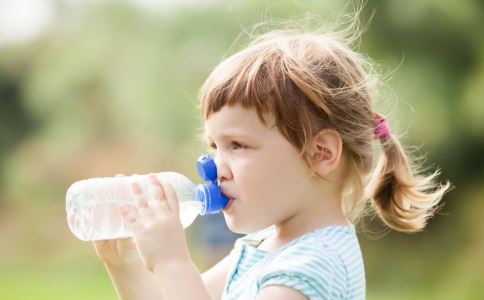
[203,105,276,140]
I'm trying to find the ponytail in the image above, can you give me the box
[367,134,452,232]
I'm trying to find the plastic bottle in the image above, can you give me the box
[66,154,228,241]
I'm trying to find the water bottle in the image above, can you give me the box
[66,154,228,241]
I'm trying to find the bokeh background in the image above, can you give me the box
[0,0,483,299]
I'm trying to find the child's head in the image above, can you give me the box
[198,25,451,233]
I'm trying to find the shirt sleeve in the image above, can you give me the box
[256,246,346,300]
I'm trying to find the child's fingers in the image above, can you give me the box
[147,174,166,201]
[160,180,179,215]
[119,205,143,233]
[148,174,171,213]
[130,181,151,212]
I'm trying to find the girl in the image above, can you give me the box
[93,23,451,300]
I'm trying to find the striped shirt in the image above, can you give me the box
[221,225,365,300]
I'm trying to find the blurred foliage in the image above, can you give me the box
[0,0,483,299]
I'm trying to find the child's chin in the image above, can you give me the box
[223,214,237,231]
[223,215,263,235]
[223,214,247,234]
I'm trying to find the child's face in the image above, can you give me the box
[204,104,315,234]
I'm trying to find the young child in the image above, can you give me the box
[93,23,451,300]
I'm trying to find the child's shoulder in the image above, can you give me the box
[255,225,361,298]
[224,225,364,299]
[267,225,357,267]
[235,224,358,263]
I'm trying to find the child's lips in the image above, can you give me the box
[221,190,236,200]
[224,198,236,211]
[220,189,237,209]
[225,196,236,204]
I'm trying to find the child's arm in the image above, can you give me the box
[255,286,308,300]
[94,238,233,300]
[93,239,164,300]
[103,256,163,300]
[202,253,234,299]
[153,260,212,300]
[150,252,234,300]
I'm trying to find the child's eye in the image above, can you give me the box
[207,141,247,152]
[232,141,247,150]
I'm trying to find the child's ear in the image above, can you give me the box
[308,129,343,177]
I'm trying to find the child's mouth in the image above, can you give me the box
[223,198,236,211]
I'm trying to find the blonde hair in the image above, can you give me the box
[197,19,451,233]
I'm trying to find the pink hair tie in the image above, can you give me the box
[373,113,391,140]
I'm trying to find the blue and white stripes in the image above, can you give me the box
[222,225,365,300]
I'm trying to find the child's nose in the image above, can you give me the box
[214,154,233,182]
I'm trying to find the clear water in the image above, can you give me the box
[66,173,202,241]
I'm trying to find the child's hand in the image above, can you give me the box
[92,238,137,265]
[119,174,191,273]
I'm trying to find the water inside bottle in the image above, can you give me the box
[68,198,203,241]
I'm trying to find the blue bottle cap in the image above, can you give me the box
[196,154,217,181]
[195,154,229,215]
[195,183,229,215]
